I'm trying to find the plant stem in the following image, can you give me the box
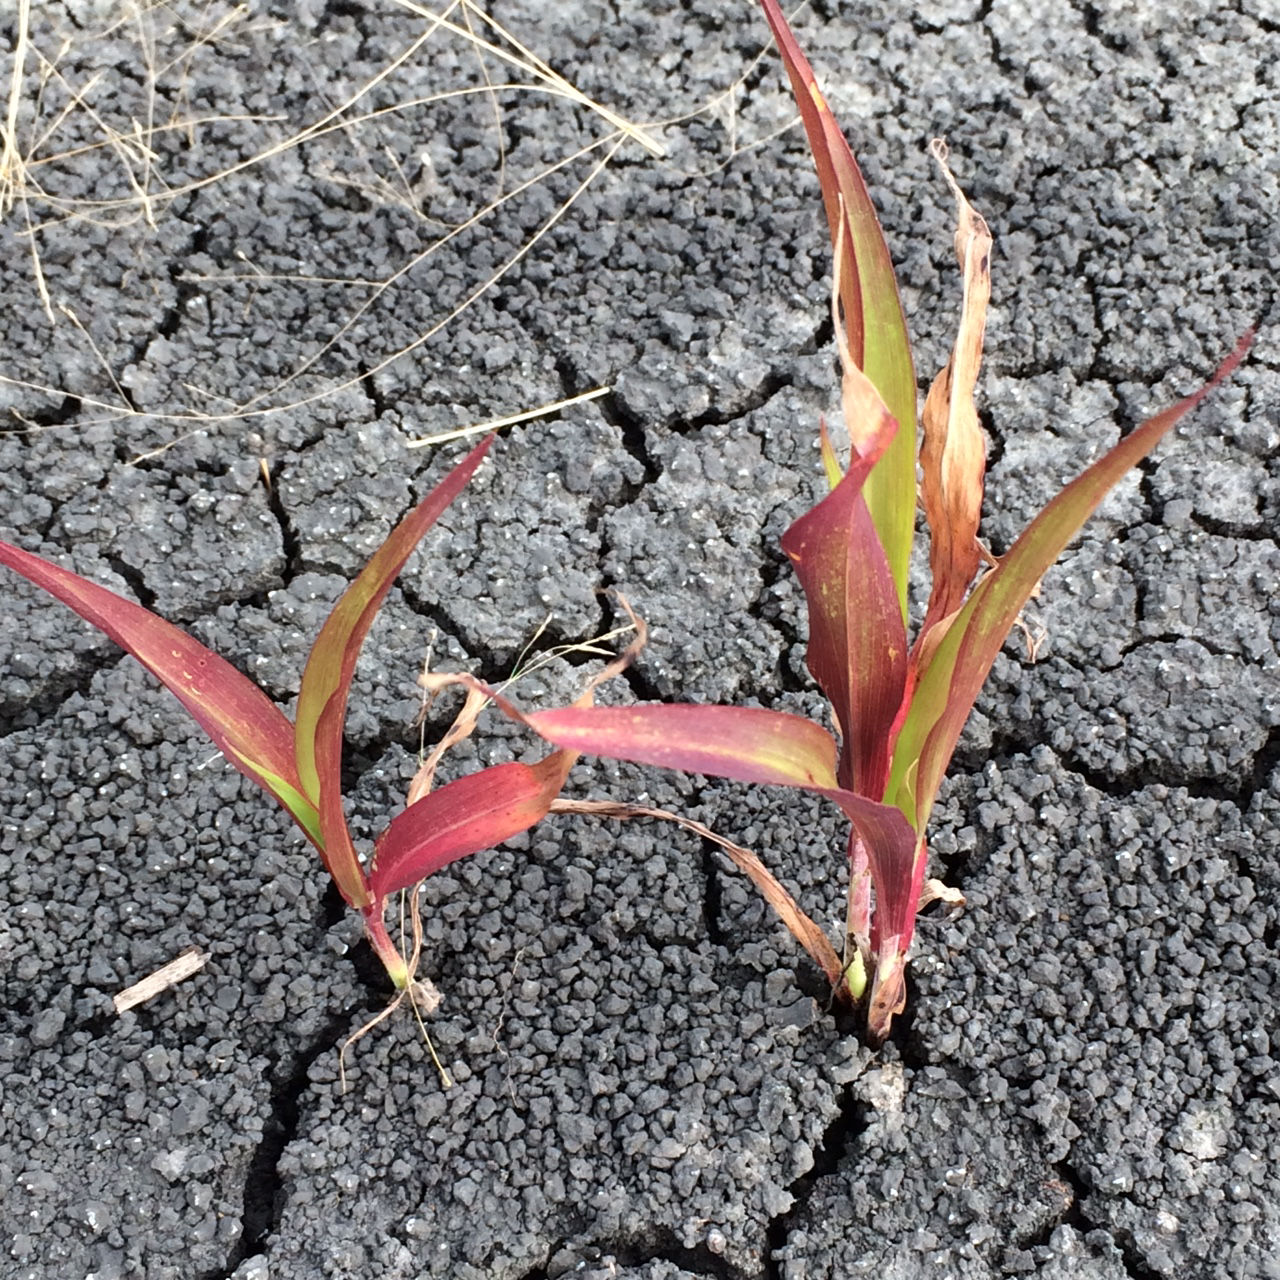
[844,829,871,999]
[363,906,409,989]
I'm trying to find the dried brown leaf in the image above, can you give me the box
[919,138,992,639]
[550,798,845,991]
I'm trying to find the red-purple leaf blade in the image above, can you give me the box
[369,752,573,901]
[294,436,492,807]
[891,333,1253,832]
[0,539,319,843]
[528,703,843,791]
[525,701,920,951]
[781,446,907,798]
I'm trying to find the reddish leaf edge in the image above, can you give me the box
[781,432,908,797]
[533,703,923,1046]
[294,435,493,809]
[369,751,574,902]
[427,673,921,1024]
[890,329,1255,834]
[865,330,1254,1040]
[0,538,317,841]
[0,437,531,991]
[758,0,917,610]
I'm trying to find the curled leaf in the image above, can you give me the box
[918,138,992,643]
[867,943,908,1045]
[406,685,491,807]
[919,878,965,912]
[818,419,844,490]
[782,408,907,798]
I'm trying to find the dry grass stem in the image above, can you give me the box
[406,386,611,447]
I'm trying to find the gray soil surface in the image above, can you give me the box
[0,2,1277,1278]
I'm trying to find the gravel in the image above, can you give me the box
[0,1,1275,1277]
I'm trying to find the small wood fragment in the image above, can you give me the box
[113,947,208,1014]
